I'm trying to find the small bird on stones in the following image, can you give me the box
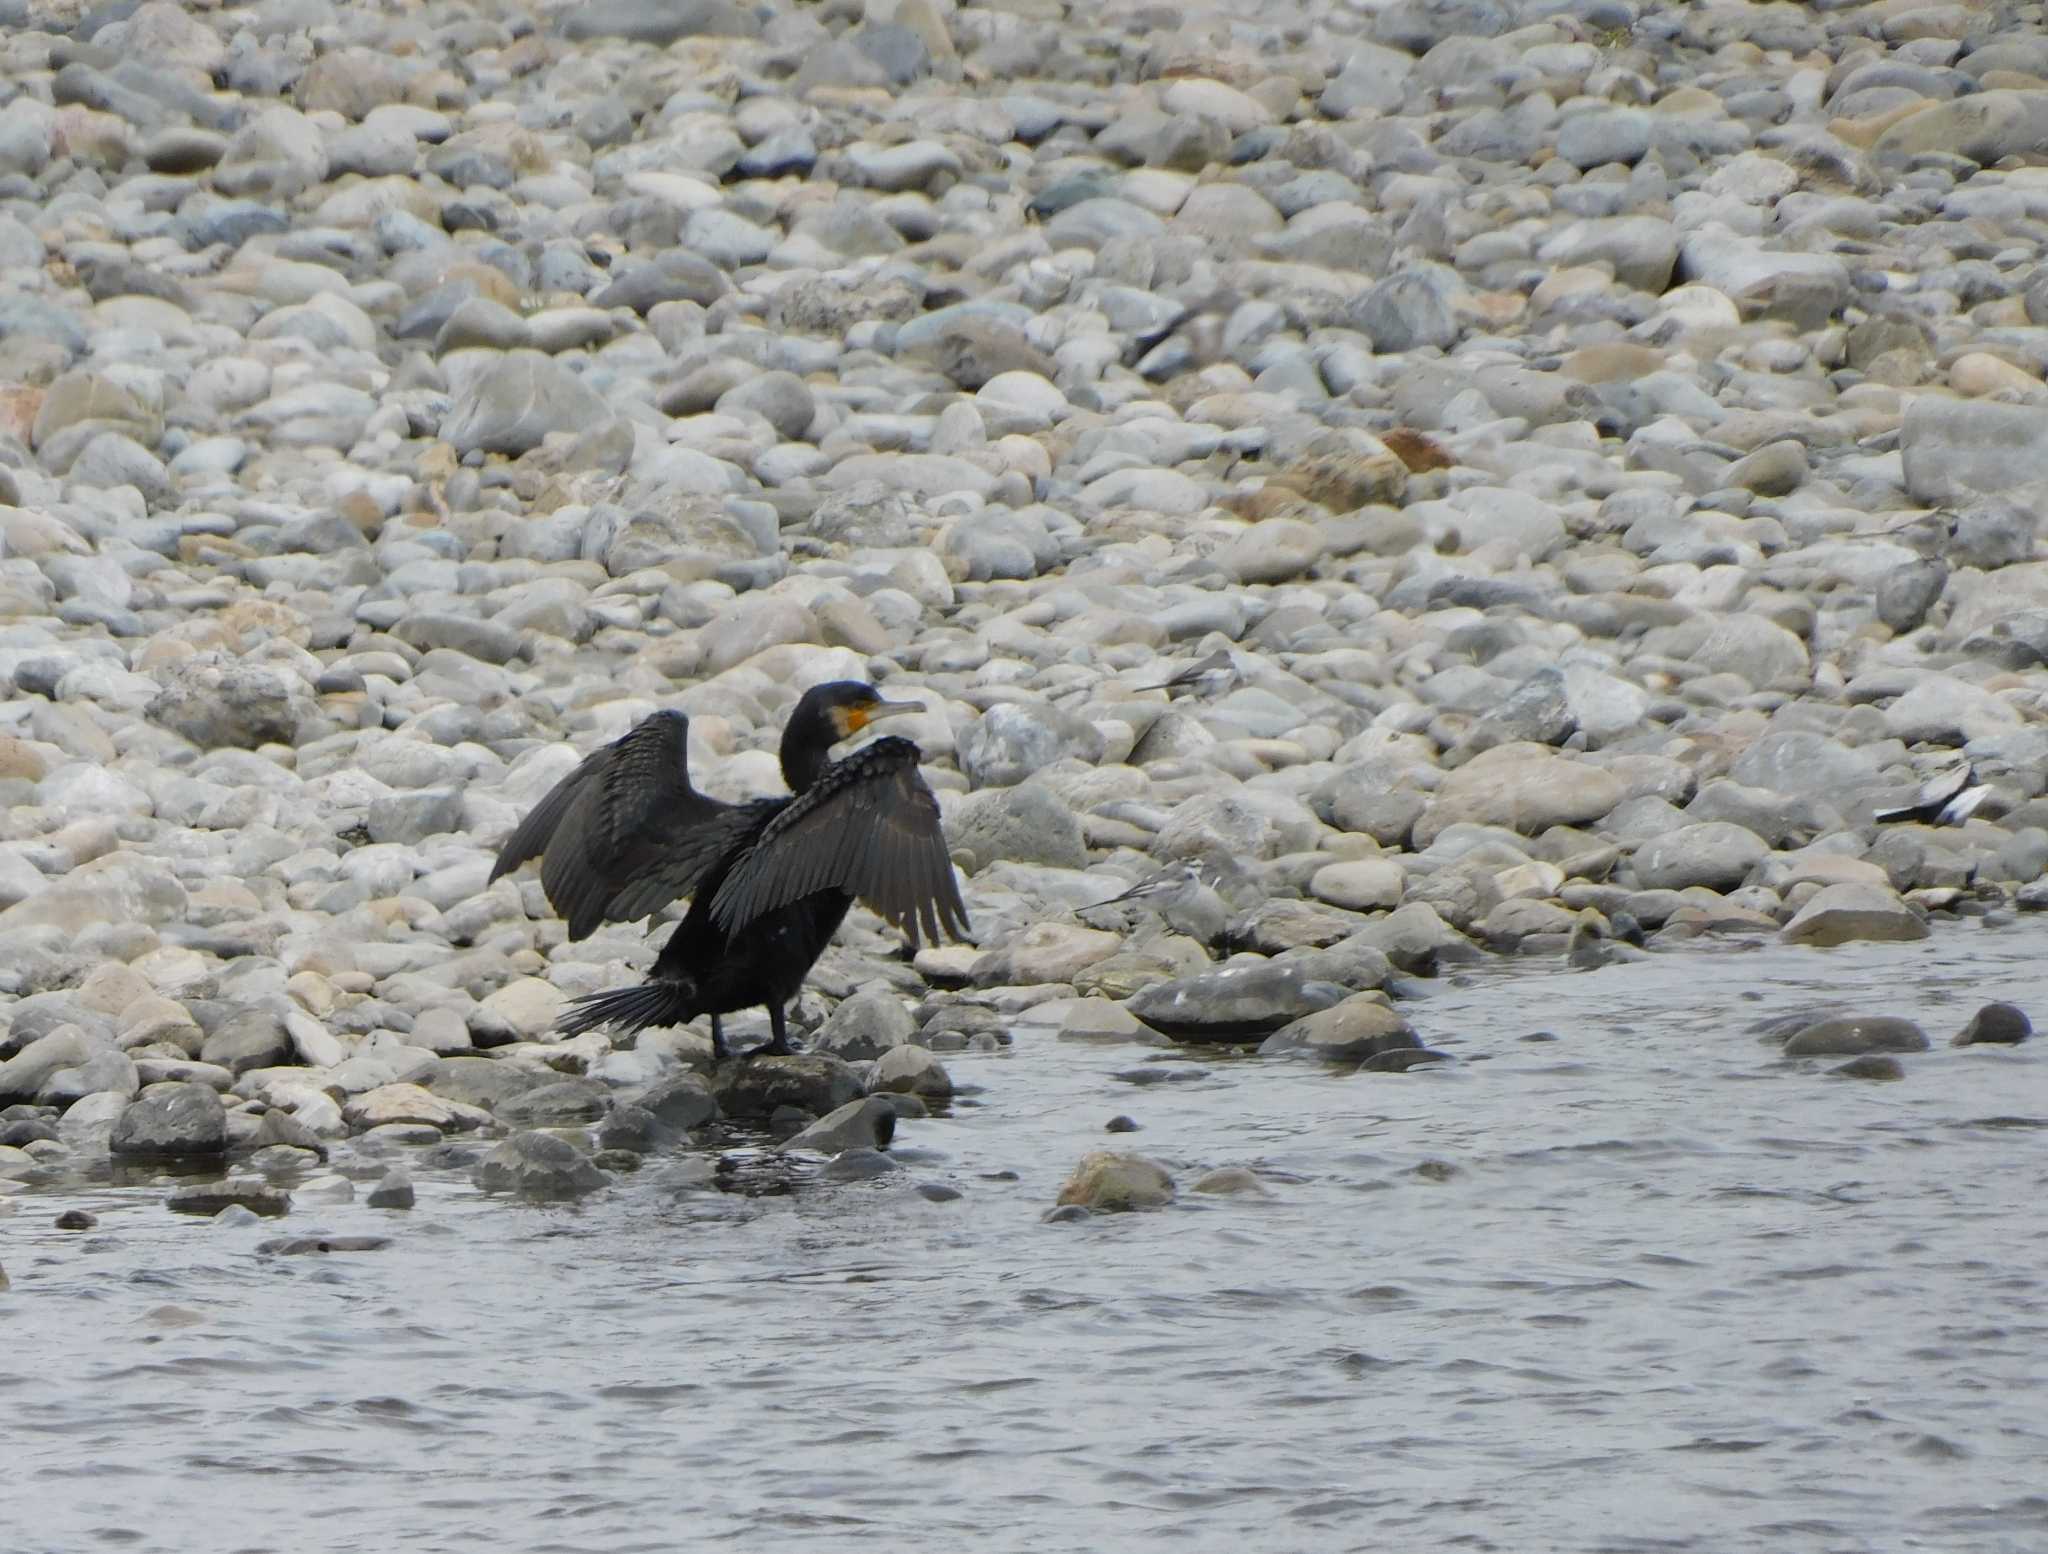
[1872,764,1992,827]
[1128,648,1241,699]
[1078,859,1231,945]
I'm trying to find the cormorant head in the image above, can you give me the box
[797,681,925,745]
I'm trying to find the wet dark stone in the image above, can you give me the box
[167,1180,290,1217]
[917,1182,963,1202]
[822,1147,899,1181]
[1953,1002,2031,1047]
[258,1236,393,1255]
[0,1118,59,1146]
[1361,1047,1452,1072]
[1748,1006,1837,1044]
[1042,1203,1092,1224]
[1105,1115,1139,1132]
[1831,1055,1905,1081]
[779,1096,896,1154]
[710,1054,862,1121]
[633,1072,719,1133]
[54,1209,97,1230]
[366,1170,415,1210]
[1783,1016,1930,1057]
[473,1131,609,1200]
[595,1102,662,1154]
[1113,1067,1172,1086]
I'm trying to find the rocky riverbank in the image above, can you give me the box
[1,0,2045,1213]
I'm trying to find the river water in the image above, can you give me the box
[7,922,2047,1554]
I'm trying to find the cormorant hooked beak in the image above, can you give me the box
[839,697,926,738]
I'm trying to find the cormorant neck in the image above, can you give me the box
[780,715,833,792]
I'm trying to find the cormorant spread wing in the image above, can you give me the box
[707,735,970,950]
[489,710,734,939]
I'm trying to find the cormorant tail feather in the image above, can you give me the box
[557,979,697,1039]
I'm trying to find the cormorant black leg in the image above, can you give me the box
[709,1014,728,1062]
[745,1002,795,1059]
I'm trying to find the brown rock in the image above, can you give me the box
[1056,1151,1175,1211]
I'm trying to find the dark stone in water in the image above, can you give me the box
[1782,1016,1930,1057]
[822,1147,899,1181]
[1748,1006,1836,1043]
[1042,1203,1092,1224]
[54,1208,96,1230]
[590,1148,644,1173]
[634,1072,718,1133]
[167,1180,290,1217]
[1105,1115,1139,1132]
[596,1102,662,1154]
[710,1055,862,1121]
[1953,1002,2031,1047]
[1361,1047,1452,1073]
[259,1236,393,1255]
[367,1170,415,1210]
[918,1182,963,1202]
[1259,997,1419,1063]
[473,1132,610,1200]
[1831,1055,1905,1081]
[778,1096,896,1155]
[1113,1067,1174,1086]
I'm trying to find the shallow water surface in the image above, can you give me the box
[9,924,2048,1554]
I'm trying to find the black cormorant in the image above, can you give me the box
[491,681,971,1059]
